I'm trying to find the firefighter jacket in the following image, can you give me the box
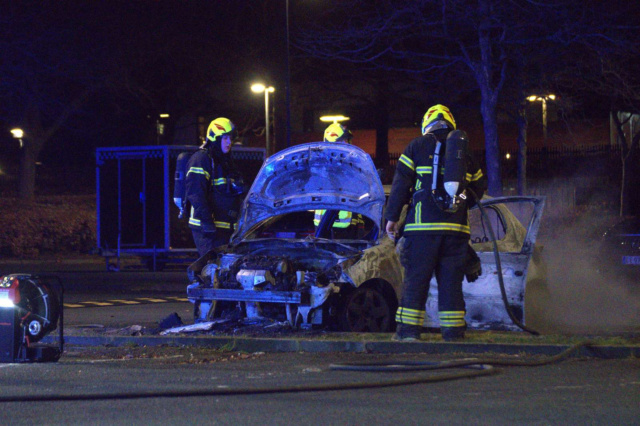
[313,210,364,229]
[385,132,487,236]
[185,149,241,232]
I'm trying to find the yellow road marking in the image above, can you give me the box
[108,299,141,305]
[135,298,167,303]
[82,301,114,306]
[165,297,189,302]
[64,303,85,308]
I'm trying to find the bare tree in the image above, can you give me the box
[297,0,633,196]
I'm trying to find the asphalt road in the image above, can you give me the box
[1,261,639,424]
[0,349,638,425]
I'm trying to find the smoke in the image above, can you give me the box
[529,212,640,335]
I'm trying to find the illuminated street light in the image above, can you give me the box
[156,114,170,145]
[320,115,350,123]
[10,128,24,149]
[528,94,557,146]
[251,83,275,155]
[505,152,511,160]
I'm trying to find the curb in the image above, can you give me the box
[43,335,640,359]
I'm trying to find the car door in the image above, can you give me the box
[424,196,546,330]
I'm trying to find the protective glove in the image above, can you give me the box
[200,221,217,233]
[464,244,482,282]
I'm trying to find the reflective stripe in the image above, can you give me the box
[439,311,466,317]
[470,170,483,181]
[399,154,415,171]
[214,178,227,185]
[314,210,353,228]
[439,311,466,328]
[189,218,201,226]
[416,166,443,175]
[440,319,466,327]
[404,223,470,233]
[415,202,422,225]
[396,307,426,326]
[214,221,231,229]
[187,167,210,180]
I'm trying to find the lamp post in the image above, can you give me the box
[156,113,170,145]
[252,84,275,155]
[10,128,24,149]
[527,94,556,146]
[286,0,291,148]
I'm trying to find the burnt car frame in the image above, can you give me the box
[187,142,546,332]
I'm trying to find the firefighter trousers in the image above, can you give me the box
[191,228,233,258]
[396,234,468,334]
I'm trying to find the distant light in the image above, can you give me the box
[251,83,266,93]
[320,115,350,123]
[527,94,556,102]
[10,128,23,138]
[159,113,170,118]
[505,153,511,160]
[251,84,274,94]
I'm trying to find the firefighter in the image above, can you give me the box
[185,117,244,258]
[385,105,487,341]
[314,123,365,239]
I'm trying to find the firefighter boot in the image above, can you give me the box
[392,323,421,342]
[441,326,465,342]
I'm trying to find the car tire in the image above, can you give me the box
[338,285,394,332]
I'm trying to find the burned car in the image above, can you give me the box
[187,142,546,333]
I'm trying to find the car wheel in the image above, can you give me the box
[339,286,394,332]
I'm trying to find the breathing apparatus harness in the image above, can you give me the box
[423,130,539,335]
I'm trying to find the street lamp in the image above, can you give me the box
[286,0,291,148]
[320,115,350,124]
[10,128,24,149]
[527,94,556,146]
[252,83,275,155]
[156,114,170,145]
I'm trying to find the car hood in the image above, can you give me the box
[232,142,385,243]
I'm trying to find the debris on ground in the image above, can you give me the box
[161,319,230,335]
[158,312,183,330]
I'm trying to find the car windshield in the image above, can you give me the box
[241,209,378,241]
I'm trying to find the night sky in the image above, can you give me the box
[1,1,638,195]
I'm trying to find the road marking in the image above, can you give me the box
[107,299,141,305]
[135,298,168,303]
[63,297,190,309]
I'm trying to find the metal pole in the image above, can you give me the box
[542,98,547,146]
[265,90,270,156]
[285,0,291,148]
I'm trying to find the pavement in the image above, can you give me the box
[3,254,639,360]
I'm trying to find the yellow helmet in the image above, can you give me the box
[323,123,353,143]
[206,117,235,143]
[421,104,456,135]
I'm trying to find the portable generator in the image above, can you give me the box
[0,274,64,363]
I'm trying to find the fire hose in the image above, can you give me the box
[0,341,591,402]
